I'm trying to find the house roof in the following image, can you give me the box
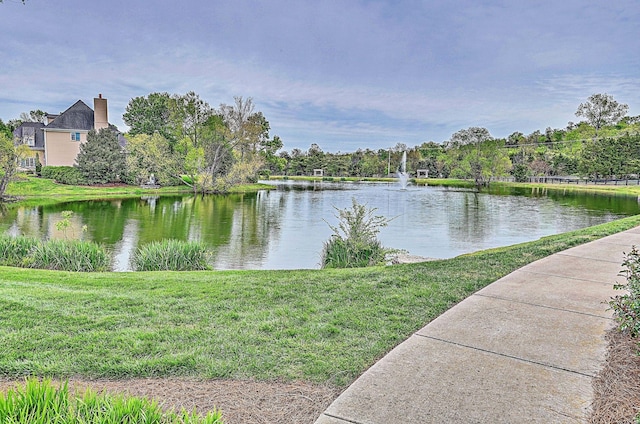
[45,100,94,130]
[13,122,45,148]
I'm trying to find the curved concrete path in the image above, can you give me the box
[315,226,640,424]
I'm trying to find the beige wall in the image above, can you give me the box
[44,130,85,166]
[94,95,108,130]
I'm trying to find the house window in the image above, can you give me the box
[20,157,36,169]
[71,132,81,141]
[25,135,35,146]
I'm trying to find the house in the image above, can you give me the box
[12,121,45,169]
[13,94,118,169]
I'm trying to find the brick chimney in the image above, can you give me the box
[93,94,109,130]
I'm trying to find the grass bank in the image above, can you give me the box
[1,215,639,387]
[269,175,640,196]
[4,175,273,207]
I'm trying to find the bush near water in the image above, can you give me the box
[0,235,110,272]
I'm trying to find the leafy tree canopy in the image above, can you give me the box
[123,92,174,142]
[19,109,47,124]
[446,126,492,148]
[575,93,629,136]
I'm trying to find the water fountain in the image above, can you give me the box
[397,151,409,190]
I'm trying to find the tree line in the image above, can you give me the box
[272,94,640,185]
[1,92,638,198]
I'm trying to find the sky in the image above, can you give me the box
[1,0,639,153]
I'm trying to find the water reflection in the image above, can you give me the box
[0,181,638,271]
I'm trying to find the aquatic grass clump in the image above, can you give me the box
[0,235,39,267]
[28,239,111,272]
[0,235,110,272]
[321,198,392,268]
[0,378,223,423]
[132,239,211,271]
[322,237,388,268]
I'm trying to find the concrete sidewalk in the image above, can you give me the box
[315,227,640,424]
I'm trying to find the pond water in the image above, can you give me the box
[1,180,639,271]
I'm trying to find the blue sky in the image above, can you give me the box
[1,0,639,152]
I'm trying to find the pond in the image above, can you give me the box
[1,180,639,271]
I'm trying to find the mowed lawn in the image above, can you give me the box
[1,215,639,387]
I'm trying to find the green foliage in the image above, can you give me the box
[0,132,17,198]
[213,159,262,192]
[610,246,640,337]
[132,239,211,271]
[27,239,110,272]
[75,128,126,185]
[123,92,176,143]
[34,153,42,176]
[124,133,182,186]
[512,163,529,182]
[578,134,640,179]
[576,93,629,136]
[321,198,392,268]
[0,119,12,140]
[0,378,223,423]
[55,210,87,239]
[322,237,387,268]
[0,235,39,267]
[41,166,87,185]
[0,234,109,272]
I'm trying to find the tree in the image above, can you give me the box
[0,133,30,199]
[0,133,16,198]
[445,127,511,186]
[0,119,12,139]
[124,133,181,186]
[170,91,214,148]
[446,127,492,148]
[262,135,285,174]
[19,109,47,124]
[219,96,261,161]
[123,92,174,142]
[217,96,279,184]
[575,93,629,136]
[75,129,126,184]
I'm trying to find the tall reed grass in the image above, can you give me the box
[132,239,211,271]
[0,235,39,267]
[322,237,388,268]
[27,239,111,272]
[0,235,110,272]
[0,378,223,423]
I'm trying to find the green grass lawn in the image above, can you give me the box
[1,215,639,387]
[4,175,272,205]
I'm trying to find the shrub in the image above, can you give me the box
[41,166,87,185]
[321,198,392,268]
[75,128,126,185]
[35,153,42,176]
[132,239,211,271]
[322,237,388,268]
[610,246,640,337]
[28,239,111,272]
[0,378,223,423]
[0,235,39,267]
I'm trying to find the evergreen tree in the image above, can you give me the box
[75,129,126,184]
